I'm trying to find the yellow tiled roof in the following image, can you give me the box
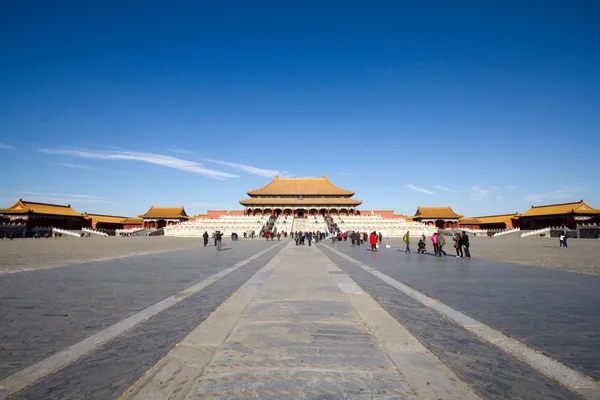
[0,200,82,217]
[475,214,519,224]
[519,201,600,217]
[139,206,189,219]
[120,217,143,225]
[247,175,355,196]
[240,197,362,206]
[413,207,463,219]
[459,217,482,225]
[82,213,131,224]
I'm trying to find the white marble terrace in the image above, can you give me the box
[333,215,437,238]
[163,215,270,237]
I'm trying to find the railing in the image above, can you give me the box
[52,228,81,238]
[521,227,552,238]
[492,228,521,237]
[82,227,109,237]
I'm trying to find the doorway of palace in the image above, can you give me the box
[295,209,306,218]
[275,209,282,217]
[319,209,328,217]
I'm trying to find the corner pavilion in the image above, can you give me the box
[240,175,362,217]
[139,206,190,229]
[411,206,463,229]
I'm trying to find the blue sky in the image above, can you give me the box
[1,1,599,217]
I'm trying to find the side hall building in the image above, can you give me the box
[0,199,87,232]
[240,175,362,217]
[139,206,189,229]
[518,200,600,230]
[411,206,463,229]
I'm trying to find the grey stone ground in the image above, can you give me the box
[381,235,600,275]
[0,240,278,381]
[1,235,598,275]
[0,237,210,274]
[1,237,599,399]
[321,240,600,383]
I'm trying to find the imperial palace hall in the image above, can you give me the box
[0,200,86,230]
[239,175,362,217]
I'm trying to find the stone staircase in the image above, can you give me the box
[293,217,307,232]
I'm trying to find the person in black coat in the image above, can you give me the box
[461,231,471,258]
[203,231,209,247]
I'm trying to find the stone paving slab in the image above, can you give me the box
[184,244,421,400]
[0,241,277,381]
[319,244,587,400]
[0,236,215,274]
[322,241,600,383]
[384,235,600,275]
[2,243,284,400]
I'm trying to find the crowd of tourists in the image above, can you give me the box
[404,231,471,258]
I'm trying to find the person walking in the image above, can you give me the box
[560,233,568,248]
[453,232,463,257]
[403,231,411,253]
[215,231,222,251]
[277,232,281,241]
[437,234,447,256]
[378,232,383,243]
[203,231,209,247]
[308,231,312,246]
[265,231,269,241]
[431,232,439,256]
[461,231,471,258]
[369,231,378,251]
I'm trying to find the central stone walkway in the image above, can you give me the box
[186,243,417,399]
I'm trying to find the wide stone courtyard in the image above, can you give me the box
[1,234,599,275]
[0,237,599,399]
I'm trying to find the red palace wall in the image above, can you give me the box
[359,210,407,219]
[123,223,143,230]
[206,210,228,218]
[206,210,246,218]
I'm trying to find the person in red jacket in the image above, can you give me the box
[369,231,378,251]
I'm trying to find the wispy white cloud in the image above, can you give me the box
[0,142,15,150]
[339,172,358,176]
[204,159,280,178]
[470,186,492,201]
[525,188,576,203]
[40,148,239,179]
[56,163,93,169]
[405,184,435,195]
[506,185,516,190]
[12,191,112,203]
[434,185,457,193]
[166,148,194,155]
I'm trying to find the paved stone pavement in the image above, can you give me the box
[1,239,599,399]
[0,236,244,274]
[320,241,600,383]
[1,235,598,275]
[0,240,279,383]
[383,235,600,275]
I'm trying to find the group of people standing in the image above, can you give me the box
[202,231,223,251]
[293,231,325,246]
[404,231,471,258]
